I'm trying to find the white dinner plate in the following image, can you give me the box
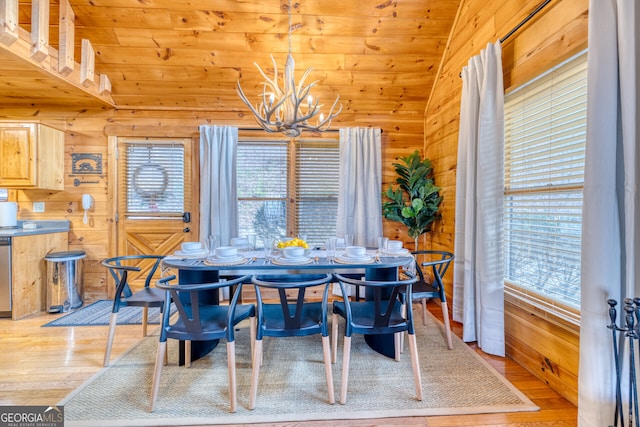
[174,249,207,257]
[334,254,374,264]
[381,248,410,257]
[209,254,245,263]
[271,255,313,265]
[204,256,248,266]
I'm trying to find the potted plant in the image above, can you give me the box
[382,150,442,250]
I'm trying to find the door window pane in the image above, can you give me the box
[123,142,185,214]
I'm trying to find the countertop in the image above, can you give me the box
[0,220,70,237]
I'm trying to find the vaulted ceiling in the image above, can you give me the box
[4,0,459,117]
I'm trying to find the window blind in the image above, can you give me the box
[236,136,339,248]
[237,141,288,241]
[503,51,587,312]
[123,142,185,214]
[295,139,340,247]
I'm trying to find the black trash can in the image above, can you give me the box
[45,250,86,313]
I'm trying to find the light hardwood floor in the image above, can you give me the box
[0,300,577,426]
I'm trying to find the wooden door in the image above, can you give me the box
[115,137,199,289]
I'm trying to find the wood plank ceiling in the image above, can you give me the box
[6,0,459,117]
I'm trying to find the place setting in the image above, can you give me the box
[204,245,251,266]
[333,245,375,264]
[172,241,207,259]
[271,245,314,265]
[379,239,411,257]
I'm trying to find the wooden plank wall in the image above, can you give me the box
[423,0,588,405]
[1,107,425,301]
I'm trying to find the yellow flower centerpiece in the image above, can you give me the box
[275,237,309,249]
[274,237,311,258]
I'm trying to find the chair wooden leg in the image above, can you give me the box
[339,336,351,405]
[394,332,402,361]
[399,304,406,354]
[103,312,118,366]
[250,316,256,367]
[148,340,167,412]
[407,333,423,401]
[422,298,428,326]
[227,341,237,413]
[441,301,453,350]
[164,344,168,365]
[249,339,263,410]
[142,307,149,336]
[321,335,335,404]
[331,313,338,363]
[185,340,192,368]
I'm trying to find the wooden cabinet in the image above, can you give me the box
[0,123,64,190]
[11,232,68,320]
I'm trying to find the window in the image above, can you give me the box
[122,141,185,214]
[236,136,339,248]
[503,51,587,316]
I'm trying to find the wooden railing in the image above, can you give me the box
[0,0,113,105]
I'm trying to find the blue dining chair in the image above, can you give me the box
[249,273,335,409]
[410,250,455,349]
[101,255,166,366]
[149,274,255,413]
[331,271,422,404]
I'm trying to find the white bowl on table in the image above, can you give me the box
[345,246,366,258]
[215,246,238,259]
[283,246,306,259]
[386,240,403,253]
[181,242,203,253]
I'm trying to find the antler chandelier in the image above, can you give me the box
[236,0,341,137]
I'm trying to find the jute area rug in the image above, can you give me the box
[60,311,538,427]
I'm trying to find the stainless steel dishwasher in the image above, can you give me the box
[0,236,11,318]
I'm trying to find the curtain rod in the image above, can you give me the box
[499,0,553,43]
[459,0,553,77]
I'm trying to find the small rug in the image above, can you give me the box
[59,311,538,426]
[42,300,172,327]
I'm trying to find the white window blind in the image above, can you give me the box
[123,142,185,214]
[237,141,288,241]
[295,139,340,246]
[237,136,339,248]
[503,51,587,313]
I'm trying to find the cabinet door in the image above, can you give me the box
[0,124,36,187]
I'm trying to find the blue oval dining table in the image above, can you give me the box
[162,250,414,364]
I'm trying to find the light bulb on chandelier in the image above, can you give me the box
[236,0,341,137]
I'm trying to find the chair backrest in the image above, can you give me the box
[251,274,333,338]
[411,251,454,287]
[102,255,165,298]
[333,271,417,336]
[155,274,252,342]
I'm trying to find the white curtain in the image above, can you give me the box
[578,1,639,425]
[452,42,505,357]
[337,127,382,248]
[199,125,238,247]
